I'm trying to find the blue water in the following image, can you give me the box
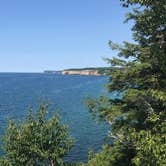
[0,73,109,162]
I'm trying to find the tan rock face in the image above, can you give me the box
[62,70,100,76]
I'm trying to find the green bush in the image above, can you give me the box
[0,104,74,166]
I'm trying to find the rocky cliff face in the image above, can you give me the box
[62,70,101,76]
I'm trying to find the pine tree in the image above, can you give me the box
[86,0,166,165]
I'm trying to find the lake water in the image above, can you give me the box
[0,73,110,162]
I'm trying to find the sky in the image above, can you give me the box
[0,0,133,72]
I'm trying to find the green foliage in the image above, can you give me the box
[131,123,166,166]
[86,0,166,165]
[82,142,135,166]
[0,104,74,166]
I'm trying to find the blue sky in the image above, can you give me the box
[0,0,133,72]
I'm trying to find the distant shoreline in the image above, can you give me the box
[44,67,109,76]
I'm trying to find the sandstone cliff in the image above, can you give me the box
[62,70,101,76]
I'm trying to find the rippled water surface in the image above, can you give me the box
[0,73,109,162]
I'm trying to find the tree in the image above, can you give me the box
[0,104,74,166]
[86,0,166,165]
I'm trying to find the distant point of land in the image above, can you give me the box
[44,67,110,76]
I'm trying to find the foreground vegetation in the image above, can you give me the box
[0,0,166,165]
[86,0,166,165]
[0,105,74,166]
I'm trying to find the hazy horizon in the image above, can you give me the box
[0,66,108,73]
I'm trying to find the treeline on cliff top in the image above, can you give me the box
[0,0,166,165]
